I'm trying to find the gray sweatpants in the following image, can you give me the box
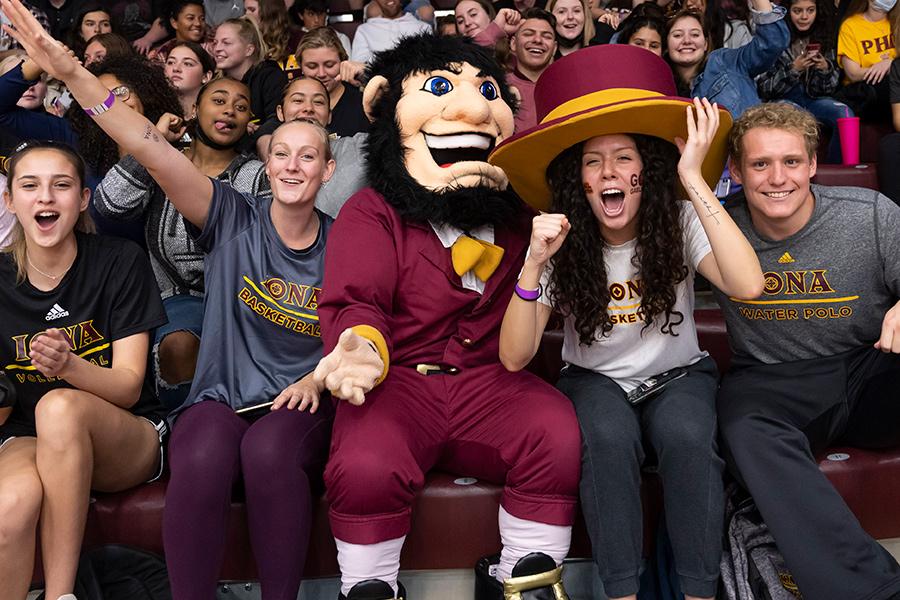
[556,356,724,598]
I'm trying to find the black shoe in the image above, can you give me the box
[339,579,407,600]
[474,553,569,600]
[475,554,504,600]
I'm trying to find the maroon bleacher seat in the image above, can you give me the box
[861,122,893,164]
[432,0,457,10]
[812,163,879,191]
[818,122,891,165]
[329,0,357,14]
[329,20,361,43]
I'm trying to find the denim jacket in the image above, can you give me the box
[691,5,790,118]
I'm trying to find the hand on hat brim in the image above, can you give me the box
[676,97,720,179]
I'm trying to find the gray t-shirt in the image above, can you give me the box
[713,184,900,363]
[316,132,368,219]
[177,179,332,414]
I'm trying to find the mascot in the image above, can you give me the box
[314,34,580,600]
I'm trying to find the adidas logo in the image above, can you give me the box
[45,303,69,321]
[778,252,795,264]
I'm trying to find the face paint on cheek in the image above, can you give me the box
[629,172,643,196]
[583,182,594,194]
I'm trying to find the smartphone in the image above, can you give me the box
[626,367,688,406]
[805,42,821,57]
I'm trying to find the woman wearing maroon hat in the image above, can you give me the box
[494,45,764,599]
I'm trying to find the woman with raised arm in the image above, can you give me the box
[666,0,789,118]
[0,138,168,600]
[492,45,763,600]
[2,2,336,598]
[94,76,269,412]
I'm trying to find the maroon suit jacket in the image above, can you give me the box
[319,188,533,371]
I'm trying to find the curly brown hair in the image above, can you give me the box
[546,135,687,345]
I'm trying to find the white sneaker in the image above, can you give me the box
[56,595,77,600]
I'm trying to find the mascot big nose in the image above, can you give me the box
[313,34,580,600]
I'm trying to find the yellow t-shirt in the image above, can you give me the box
[837,13,896,81]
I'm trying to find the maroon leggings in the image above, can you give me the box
[163,400,332,600]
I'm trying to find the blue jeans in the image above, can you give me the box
[781,86,854,163]
[154,294,204,411]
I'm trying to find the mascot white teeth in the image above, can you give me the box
[313,33,580,600]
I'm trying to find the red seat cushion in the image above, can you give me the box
[812,163,879,191]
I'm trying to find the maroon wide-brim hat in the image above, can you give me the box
[489,45,732,211]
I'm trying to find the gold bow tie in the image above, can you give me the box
[451,235,505,282]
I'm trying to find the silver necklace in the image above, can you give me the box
[27,254,73,280]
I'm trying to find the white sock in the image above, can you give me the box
[496,506,572,582]
[56,596,78,600]
[336,535,406,597]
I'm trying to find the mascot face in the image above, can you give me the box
[396,63,515,192]
[362,35,522,230]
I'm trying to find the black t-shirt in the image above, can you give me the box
[100,0,165,41]
[329,83,370,139]
[30,0,79,41]
[0,233,167,437]
[889,59,900,104]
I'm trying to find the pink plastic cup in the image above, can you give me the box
[837,116,860,165]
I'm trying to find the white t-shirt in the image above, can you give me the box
[350,14,433,63]
[539,203,712,391]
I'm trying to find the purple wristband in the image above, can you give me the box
[83,90,115,117]
[515,282,542,301]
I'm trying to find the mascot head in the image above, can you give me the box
[362,34,521,231]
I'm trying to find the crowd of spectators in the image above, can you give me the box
[0,0,899,596]
[3,0,893,200]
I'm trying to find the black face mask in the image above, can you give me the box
[556,34,581,49]
[191,118,242,151]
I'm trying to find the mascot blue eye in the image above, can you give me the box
[480,81,498,100]
[423,76,453,96]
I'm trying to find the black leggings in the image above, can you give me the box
[163,400,332,600]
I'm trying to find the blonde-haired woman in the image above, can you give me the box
[297,27,369,137]
[213,17,287,136]
[548,0,596,56]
